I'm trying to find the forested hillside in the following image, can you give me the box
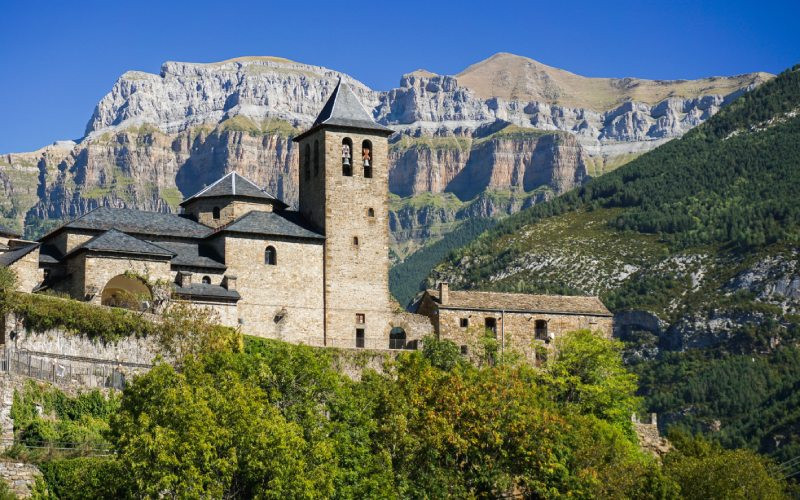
[430,64,800,461]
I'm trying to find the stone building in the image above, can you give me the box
[0,82,427,350]
[415,283,613,362]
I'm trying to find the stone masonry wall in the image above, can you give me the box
[187,197,275,228]
[83,255,172,305]
[9,248,42,293]
[0,461,41,497]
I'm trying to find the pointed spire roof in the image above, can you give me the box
[180,172,287,208]
[294,80,394,141]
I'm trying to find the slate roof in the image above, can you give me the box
[153,241,226,270]
[38,244,62,264]
[294,80,394,141]
[67,229,175,259]
[0,224,20,238]
[180,172,285,208]
[424,289,612,316]
[0,243,8,251]
[217,210,324,240]
[172,282,241,301]
[0,243,39,267]
[51,207,212,239]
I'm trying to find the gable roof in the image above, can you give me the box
[0,224,20,238]
[293,80,394,141]
[0,243,39,267]
[424,289,612,317]
[48,207,212,239]
[67,229,175,259]
[154,241,226,270]
[180,172,285,208]
[216,210,324,241]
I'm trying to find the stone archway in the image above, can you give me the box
[100,274,152,311]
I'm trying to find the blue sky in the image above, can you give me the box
[0,0,797,152]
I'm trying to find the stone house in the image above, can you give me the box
[415,283,613,362]
[0,82,429,350]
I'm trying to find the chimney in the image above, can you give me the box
[223,275,237,291]
[438,282,449,305]
[177,271,192,287]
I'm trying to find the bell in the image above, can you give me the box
[342,157,350,166]
[363,158,370,167]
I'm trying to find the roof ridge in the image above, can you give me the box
[187,172,234,200]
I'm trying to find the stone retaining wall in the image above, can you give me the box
[0,461,41,498]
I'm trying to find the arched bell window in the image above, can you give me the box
[367,208,375,218]
[265,246,277,266]
[212,207,221,220]
[304,144,311,181]
[362,140,373,178]
[202,276,211,284]
[313,140,320,176]
[342,138,353,176]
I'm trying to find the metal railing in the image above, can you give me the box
[0,349,151,390]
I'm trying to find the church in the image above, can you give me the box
[0,81,611,354]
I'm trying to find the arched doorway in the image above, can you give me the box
[100,274,152,311]
[389,327,407,350]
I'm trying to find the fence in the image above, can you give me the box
[0,349,152,390]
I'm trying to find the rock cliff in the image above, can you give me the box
[0,54,769,246]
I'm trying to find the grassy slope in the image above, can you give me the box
[427,64,800,460]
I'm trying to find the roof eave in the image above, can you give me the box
[436,304,613,317]
[292,123,395,142]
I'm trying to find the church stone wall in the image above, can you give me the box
[79,255,172,305]
[187,198,275,229]
[8,249,41,293]
[223,235,324,344]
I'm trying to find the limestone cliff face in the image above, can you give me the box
[0,54,767,240]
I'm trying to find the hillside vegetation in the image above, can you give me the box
[431,64,800,461]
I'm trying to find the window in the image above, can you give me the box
[353,236,359,247]
[355,329,365,348]
[265,246,277,265]
[313,140,320,176]
[367,208,375,218]
[201,276,211,284]
[460,345,469,356]
[304,144,311,181]
[459,318,469,328]
[362,140,373,178]
[535,320,549,342]
[389,327,406,349]
[485,317,497,336]
[356,313,365,324]
[342,138,353,176]
[212,207,221,220]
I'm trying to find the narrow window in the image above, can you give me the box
[265,246,277,265]
[459,318,469,328]
[355,329,365,348]
[460,345,469,355]
[304,144,311,181]
[212,207,221,220]
[485,317,497,337]
[202,276,211,284]
[356,313,365,324]
[353,236,359,246]
[314,140,320,176]
[342,138,353,176]
[367,208,375,218]
[389,327,406,350]
[362,140,373,178]
[535,319,549,342]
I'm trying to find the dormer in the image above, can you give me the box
[180,172,287,228]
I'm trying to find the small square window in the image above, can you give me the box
[460,345,468,355]
[459,318,469,328]
[356,313,365,324]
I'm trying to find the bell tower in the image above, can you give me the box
[293,80,394,348]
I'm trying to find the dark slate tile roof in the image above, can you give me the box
[0,243,39,266]
[68,229,175,258]
[38,244,62,264]
[295,80,394,141]
[180,172,284,207]
[218,210,324,240]
[172,282,241,301]
[153,241,226,270]
[0,243,8,251]
[424,289,612,316]
[0,224,20,238]
[57,207,212,238]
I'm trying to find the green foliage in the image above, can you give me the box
[420,335,463,371]
[36,458,129,500]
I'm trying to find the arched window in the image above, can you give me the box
[265,246,277,265]
[304,144,311,181]
[341,138,353,176]
[389,327,407,349]
[212,207,221,220]
[367,208,375,218]
[202,276,211,284]
[313,140,320,176]
[535,320,549,341]
[362,140,373,178]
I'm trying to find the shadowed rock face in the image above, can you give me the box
[0,55,769,240]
